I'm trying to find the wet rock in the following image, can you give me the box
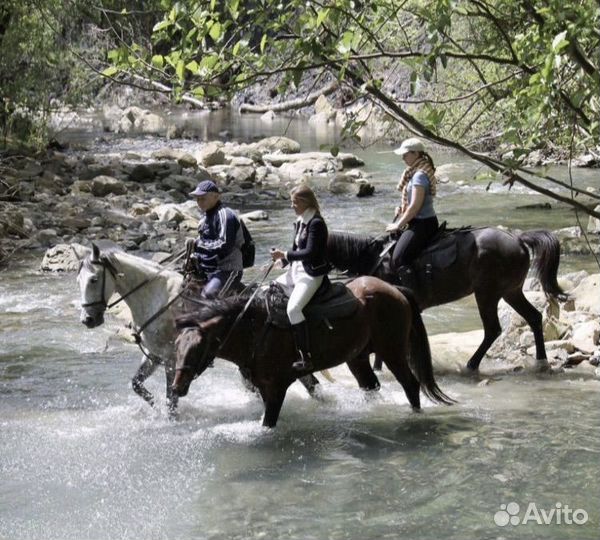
[356,182,375,197]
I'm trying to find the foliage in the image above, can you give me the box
[0,0,142,147]
[97,0,600,217]
[101,0,599,155]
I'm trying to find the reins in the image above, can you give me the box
[179,262,275,373]
[81,248,189,365]
[212,261,274,358]
[107,249,187,310]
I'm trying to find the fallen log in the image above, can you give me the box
[238,81,338,113]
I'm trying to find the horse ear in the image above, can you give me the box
[91,242,100,261]
[199,316,223,332]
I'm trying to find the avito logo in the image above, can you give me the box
[494,502,588,526]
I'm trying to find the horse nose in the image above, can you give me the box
[81,312,95,327]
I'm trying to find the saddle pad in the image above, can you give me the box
[417,235,458,270]
[266,281,359,328]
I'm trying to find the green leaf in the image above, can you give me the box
[260,34,267,53]
[151,55,164,68]
[101,66,119,77]
[316,8,330,27]
[176,60,185,81]
[186,60,199,74]
[330,145,339,157]
[209,21,222,42]
[152,19,172,32]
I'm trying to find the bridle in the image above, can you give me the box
[175,326,222,378]
[175,262,275,377]
[79,251,188,363]
[79,258,118,311]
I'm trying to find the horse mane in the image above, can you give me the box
[89,248,181,282]
[327,230,385,275]
[175,294,260,330]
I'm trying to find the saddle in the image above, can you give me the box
[382,223,477,289]
[263,281,359,329]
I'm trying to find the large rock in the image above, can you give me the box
[571,320,600,354]
[253,136,301,155]
[40,243,87,272]
[263,151,364,168]
[91,176,127,197]
[569,273,600,315]
[0,203,26,239]
[196,142,225,167]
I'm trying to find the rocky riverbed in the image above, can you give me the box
[1,107,599,374]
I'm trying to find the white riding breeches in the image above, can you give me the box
[275,264,323,324]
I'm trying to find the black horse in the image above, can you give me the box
[327,227,566,371]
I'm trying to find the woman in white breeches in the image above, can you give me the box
[270,185,330,371]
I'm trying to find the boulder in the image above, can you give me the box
[196,142,225,167]
[569,273,600,315]
[91,176,127,197]
[240,210,269,221]
[253,136,301,155]
[571,320,600,354]
[40,243,87,272]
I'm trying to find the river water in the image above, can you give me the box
[1,111,599,540]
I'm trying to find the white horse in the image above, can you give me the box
[76,243,321,415]
[77,243,185,413]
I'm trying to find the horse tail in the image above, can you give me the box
[400,287,455,405]
[518,230,567,300]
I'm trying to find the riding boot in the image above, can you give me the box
[398,265,418,291]
[291,321,313,371]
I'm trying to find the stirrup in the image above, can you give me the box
[292,349,313,371]
[292,358,313,371]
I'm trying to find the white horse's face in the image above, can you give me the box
[77,245,117,328]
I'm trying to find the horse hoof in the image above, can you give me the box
[534,360,551,373]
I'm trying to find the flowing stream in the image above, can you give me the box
[1,110,598,540]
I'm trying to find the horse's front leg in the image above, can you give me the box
[259,382,291,428]
[164,357,179,418]
[132,357,159,407]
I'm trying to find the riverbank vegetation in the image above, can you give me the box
[1,0,599,219]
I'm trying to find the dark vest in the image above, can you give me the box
[286,214,330,277]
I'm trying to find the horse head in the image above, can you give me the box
[172,314,224,397]
[77,243,119,328]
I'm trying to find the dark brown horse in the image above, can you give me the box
[172,276,454,427]
[327,228,566,371]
